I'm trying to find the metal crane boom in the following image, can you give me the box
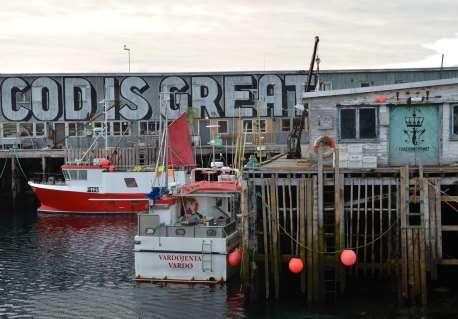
[286,36,319,159]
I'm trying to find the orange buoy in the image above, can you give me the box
[100,159,110,169]
[228,249,242,267]
[340,249,357,267]
[288,257,304,274]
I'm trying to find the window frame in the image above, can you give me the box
[242,119,253,133]
[217,120,228,134]
[281,118,291,132]
[338,106,378,143]
[450,104,458,140]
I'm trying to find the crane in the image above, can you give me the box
[286,36,320,159]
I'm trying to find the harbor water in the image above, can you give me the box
[0,205,457,318]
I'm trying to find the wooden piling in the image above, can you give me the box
[261,179,270,299]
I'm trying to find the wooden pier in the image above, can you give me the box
[240,156,458,305]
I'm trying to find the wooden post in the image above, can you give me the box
[428,179,438,280]
[240,180,250,289]
[41,156,46,176]
[312,175,320,303]
[400,166,409,300]
[306,178,314,304]
[261,179,270,299]
[269,178,280,300]
[435,179,442,261]
[299,179,306,294]
[335,171,345,292]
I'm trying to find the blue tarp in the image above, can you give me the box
[145,187,168,200]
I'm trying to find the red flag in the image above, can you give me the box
[167,112,195,167]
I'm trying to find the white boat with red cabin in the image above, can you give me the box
[28,113,194,214]
[134,167,242,283]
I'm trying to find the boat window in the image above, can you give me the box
[124,178,138,188]
[67,169,87,180]
[206,229,217,237]
[175,228,186,236]
[79,170,87,180]
[62,170,70,181]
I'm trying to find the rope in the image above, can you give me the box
[278,218,399,255]
[0,159,7,180]
[425,178,458,213]
[11,151,29,180]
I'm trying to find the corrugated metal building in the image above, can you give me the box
[1,67,458,156]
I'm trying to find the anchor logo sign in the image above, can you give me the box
[403,110,425,145]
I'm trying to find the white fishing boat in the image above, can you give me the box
[134,167,242,283]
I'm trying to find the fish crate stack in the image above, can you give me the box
[334,144,377,169]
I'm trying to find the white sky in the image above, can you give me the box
[1,0,457,73]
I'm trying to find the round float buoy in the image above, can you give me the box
[228,249,242,267]
[288,257,304,274]
[340,249,357,267]
[100,159,110,169]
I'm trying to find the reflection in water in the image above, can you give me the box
[0,211,245,318]
[0,209,457,318]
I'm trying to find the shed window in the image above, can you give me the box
[339,107,377,141]
[359,109,376,138]
[453,105,458,136]
[281,119,291,132]
[217,120,228,134]
[3,123,17,137]
[242,120,252,133]
[35,123,45,137]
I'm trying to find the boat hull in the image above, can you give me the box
[29,183,149,214]
[134,232,240,282]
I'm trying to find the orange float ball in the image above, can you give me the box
[288,257,304,274]
[100,159,111,168]
[228,249,242,267]
[340,249,357,267]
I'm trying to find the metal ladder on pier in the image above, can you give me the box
[322,184,338,303]
[201,240,213,272]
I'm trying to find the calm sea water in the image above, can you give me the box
[0,207,457,319]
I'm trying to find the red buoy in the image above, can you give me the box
[100,159,111,169]
[340,249,357,267]
[228,249,242,267]
[288,257,304,274]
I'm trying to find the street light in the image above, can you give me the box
[123,44,131,72]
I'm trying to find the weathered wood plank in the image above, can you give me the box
[400,167,408,299]
[428,179,438,280]
[419,228,428,305]
[261,179,270,299]
[299,179,306,295]
[306,178,313,304]
[435,179,443,260]
[270,178,280,300]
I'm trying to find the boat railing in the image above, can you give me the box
[138,215,237,239]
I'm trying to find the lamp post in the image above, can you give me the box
[123,44,131,72]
